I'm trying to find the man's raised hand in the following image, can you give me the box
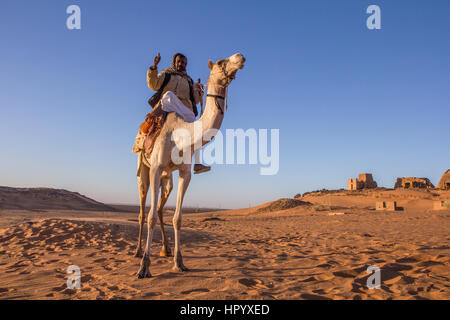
[152,53,161,69]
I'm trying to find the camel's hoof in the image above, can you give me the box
[172,264,189,272]
[160,247,172,257]
[137,267,152,279]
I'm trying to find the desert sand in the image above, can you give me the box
[0,188,449,300]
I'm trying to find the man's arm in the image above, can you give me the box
[147,53,165,91]
[147,67,166,91]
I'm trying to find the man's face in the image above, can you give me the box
[175,56,187,72]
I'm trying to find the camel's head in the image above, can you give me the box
[207,53,246,88]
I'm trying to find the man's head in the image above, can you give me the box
[172,53,187,72]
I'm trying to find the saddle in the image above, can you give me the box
[140,111,168,158]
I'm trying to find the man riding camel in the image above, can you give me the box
[139,52,211,174]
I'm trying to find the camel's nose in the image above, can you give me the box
[231,53,246,67]
[231,53,243,59]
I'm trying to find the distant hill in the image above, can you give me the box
[0,186,117,211]
[109,204,225,214]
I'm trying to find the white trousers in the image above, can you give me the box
[160,91,201,164]
[161,91,196,122]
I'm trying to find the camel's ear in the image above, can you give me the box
[208,60,214,70]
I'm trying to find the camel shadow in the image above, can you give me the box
[115,221,214,245]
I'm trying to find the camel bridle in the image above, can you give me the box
[206,61,236,114]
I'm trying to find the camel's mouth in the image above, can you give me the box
[236,56,246,70]
[229,54,246,70]
[229,56,245,80]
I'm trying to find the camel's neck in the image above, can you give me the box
[191,83,227,149]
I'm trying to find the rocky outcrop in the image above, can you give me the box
[437,170,450,190]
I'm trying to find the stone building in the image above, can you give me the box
[394,177,434,189]
[347,173,378,190]
[433,200,450,210]
[376,201,399,211]
[437,170,450,190]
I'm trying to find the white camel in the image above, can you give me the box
[136,53,246,278]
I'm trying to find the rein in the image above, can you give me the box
[206,93,226,115]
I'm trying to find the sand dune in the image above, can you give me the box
[0,188,449,300]
[0,186,116,211]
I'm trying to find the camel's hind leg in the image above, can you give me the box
[135,164,149,258]
[158,173,173,257]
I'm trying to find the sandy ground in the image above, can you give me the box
[0,189,449,300]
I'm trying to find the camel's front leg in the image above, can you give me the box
[137,166,162,279]
[135,165,149,258]
[158,175,173,257]
[172,166,191,272]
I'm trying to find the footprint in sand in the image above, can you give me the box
[51,284,67,292]
[103,264,115,271]
[300,293,331,300]
[277,253,288,260]
[314,273,335,281]
[142,291,162,297]
[181,288,210,295]
[417,260,444,267]
[316,263,333,269]
[81,274,93,282]
[396,257,419,264]
[7,261,30,269]
[58,253,70,257]
[95,288,106,298]
[333,266,366,279]
[61,288,77,295]
[107,285,119,291]
[19,270,31,275]
[313,288,334,295]
[273,270,285,275]
[45,259,60,265]
[298,276,316,283]
[238,278,262,287]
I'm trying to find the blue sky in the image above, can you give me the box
[1,0,449,209]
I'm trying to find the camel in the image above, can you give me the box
[135,53,246,278]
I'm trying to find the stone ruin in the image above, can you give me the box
[437,170,450,190]
[376,201,400,211]
[433,200,450,210]
[394,177,434,189]
[347,173,378,191]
